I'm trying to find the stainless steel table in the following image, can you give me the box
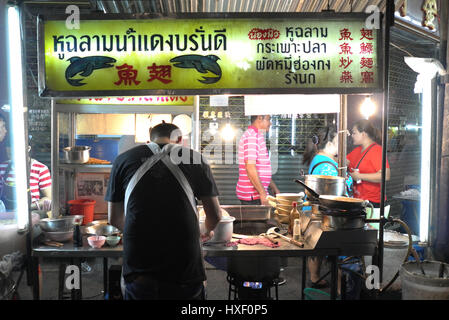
[31,240,122,300]
[32,228,377,300]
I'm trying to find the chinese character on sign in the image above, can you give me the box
[339,29,353,41]
[114,64,141,86]
[147,63,173,84]
[340,71,353,83]
[360,43,374,55]
[360,28,374,40]
[339,57,353,69]
[360,57,374,69]
[361,71,374,84]
[339,43,353,55]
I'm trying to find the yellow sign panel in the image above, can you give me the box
[39,14,381,96]
[58,96,193,105]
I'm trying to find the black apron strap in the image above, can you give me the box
[355,144,376,169]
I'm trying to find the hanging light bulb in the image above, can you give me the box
[360,96,376,119]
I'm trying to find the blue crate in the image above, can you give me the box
[408,244,425,262]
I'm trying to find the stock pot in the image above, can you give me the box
[302,175,346,199]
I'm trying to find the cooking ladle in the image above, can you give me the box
[267,227,304,248]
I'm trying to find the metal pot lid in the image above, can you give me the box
[305,174,346,181]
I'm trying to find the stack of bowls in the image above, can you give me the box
[269,193,304,224]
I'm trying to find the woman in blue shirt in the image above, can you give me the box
[302,126,353,289]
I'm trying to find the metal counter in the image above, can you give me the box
[31,223,377,300]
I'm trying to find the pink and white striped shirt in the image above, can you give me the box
[236,126,272,201]
[0,159,51,202]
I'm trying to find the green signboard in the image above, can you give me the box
[38,13,383,97]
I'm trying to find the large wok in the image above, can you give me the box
[294,179,369,210]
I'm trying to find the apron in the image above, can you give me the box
[120,142,202,297]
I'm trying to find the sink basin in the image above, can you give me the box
[197,205,272,222]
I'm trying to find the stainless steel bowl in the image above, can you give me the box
[63,146,91,164]
[39,215,84,232]
[82,223,120,236]
[43,230,74,242]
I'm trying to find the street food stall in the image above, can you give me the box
[31,10,392,300]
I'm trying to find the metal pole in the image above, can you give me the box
[379,0,394,284]
[436,0,449,257]
[193,95,200,152]
[338,94,347,178]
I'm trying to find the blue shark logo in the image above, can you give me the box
[170,54,222,84]
[65,56,116,86]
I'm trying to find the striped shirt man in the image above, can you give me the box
[0,159,51,202]
[236,125,272,201]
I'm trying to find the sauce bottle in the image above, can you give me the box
[293,219,301,241]
[73,219,83,247]
[289,202,300,235]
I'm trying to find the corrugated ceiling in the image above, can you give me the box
[91,0,386,13]
[23,0,388,13]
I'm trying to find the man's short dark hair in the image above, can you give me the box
[250,115,258,123]
[150,122,181,141]
[250,115,269,124]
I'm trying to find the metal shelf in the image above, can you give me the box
[58,163,112,173]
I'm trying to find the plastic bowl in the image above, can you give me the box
[106,236,121,247]
[87,235,106,248]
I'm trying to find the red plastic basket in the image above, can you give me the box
[67,199,96,225]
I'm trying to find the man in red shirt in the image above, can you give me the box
[347,120,390,207]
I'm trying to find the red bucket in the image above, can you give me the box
[68,199,96,225]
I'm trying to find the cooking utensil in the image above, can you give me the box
[259,233,278,245]
[44,240,64,247]
[199,216,235,243]
[63,146,91,164]
[266,227,304,248]
[302,175,346,199]
[82,223,120,236]
[295,179,320,199]
[39,215,84,232]
[322,214,366,230]
[266,195,293,206]
[273,210,290,224]
[43,230,74,242]
[294,179,368,210]
[275,193,304,202]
